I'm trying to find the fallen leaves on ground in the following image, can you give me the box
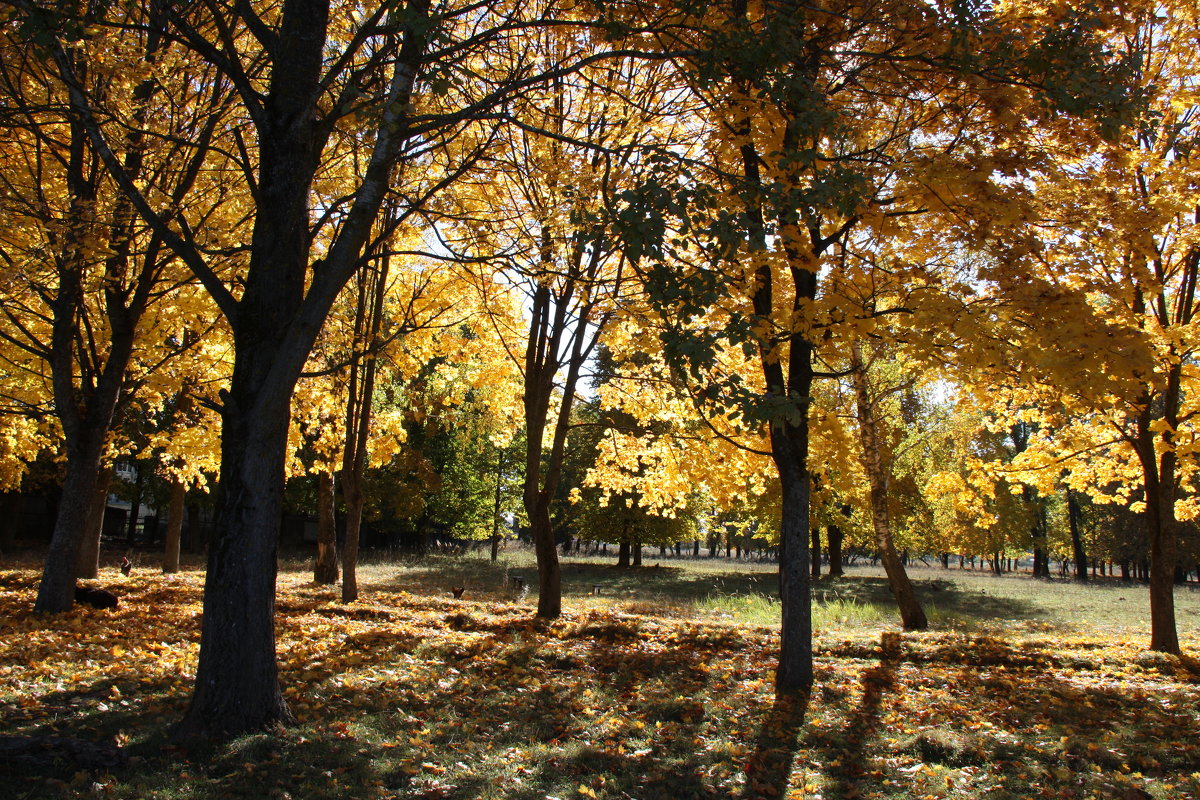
[0,566,1198,800]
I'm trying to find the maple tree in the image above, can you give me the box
[0,8,236,606]
[441,47,688,617]
[924,3,1200,654]
[2,0,655,740]
[600,0,1142,694]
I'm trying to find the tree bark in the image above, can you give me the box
[76,466,113,580]
[1067,489,1088,583]
[617,537,630,567]
[849,342,926,631]
[314,469,338,584]
[162,476,186,574]
[827,524,844,578]
[174,383,295,741]
[1131,365,1182,653]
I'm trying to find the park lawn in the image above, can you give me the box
[0,553,1198,800]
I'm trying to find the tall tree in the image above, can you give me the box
[0,9,234,607]
[14,0,624,739]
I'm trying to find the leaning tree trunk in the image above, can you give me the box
[850,343,926,631]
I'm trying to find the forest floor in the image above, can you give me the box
[1,549,1199,799]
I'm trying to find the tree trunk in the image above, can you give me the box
[827,524,844,578]
[173,378,295,742]
[617,537,630,567]
[849,341,926,631]
[76,466,113,580]
[35,437,109,611]
[1067,489,1087,582]
[489,449,505,562]
[340,474,363,602]
[632,542,642,567]
[163,476,186,574]
[1132,372,1182,653]
[810,527,821,578]
[313,469,338,584]
[529,495,561,616]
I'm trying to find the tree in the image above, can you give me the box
[940,4,1200,653]
[12,0,632,740]
[443,50,686,617]
[0,8,234,607]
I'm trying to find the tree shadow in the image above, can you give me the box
[739,693,810,800]
[816,660,895,800]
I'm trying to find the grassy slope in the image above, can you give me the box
[1,549,1198,799]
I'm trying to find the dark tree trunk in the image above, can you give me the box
[174,384,295,740]
[163,476,186,574]
[1067,489,1088,582]
[632,542,642,567]
[827,524,844,578]
[1131,369,1182,654]
[810,527,821,578]
[314,469,338,585]
[173,0,435,741]
[36,438,109,611]
[76,466,113,580]
[489,449,505,562]
[617,538,630,567]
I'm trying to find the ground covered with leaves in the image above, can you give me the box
[1,558,1199,799]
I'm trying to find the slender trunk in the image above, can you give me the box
[810,526,821,578]
[340,473,363,602]
[76,465,113,580]
[632,542,642,567]
[1067,489,1087,582]
[163,475,186,574]
[314,469,338,584]
[490,449,504,562]
[849,342,926,630]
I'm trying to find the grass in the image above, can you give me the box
[1,547,1199,800]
